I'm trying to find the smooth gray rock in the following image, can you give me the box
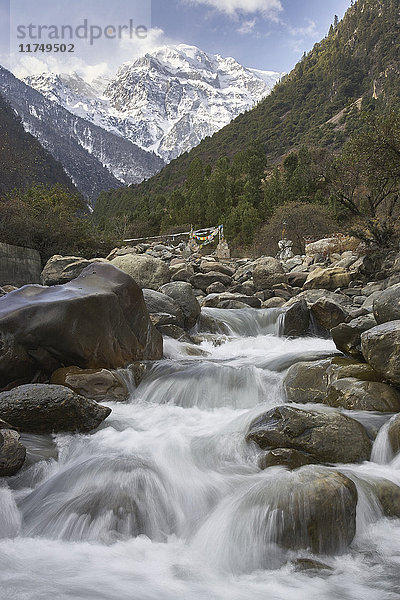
[361,321,400,385]
[160,282,201,330]
[332,315,377,360]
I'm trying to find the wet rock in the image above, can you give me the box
[258,448,316,470]
[373,283,400,324]
[325,357,383,386]
[196,312,230,335]
[110,254,170,290]
[247,405,371,463]
[331,315,377,361]
[292,558,333,572]
[361,477,400,517]
[41,255,108,286]
[201,293,261,309]
[387,414,400,454]
[156,324,192,342]
[190,272,232,292]
[361,321,400,385]
[310,298,349,330]
[143,289,184,328]
[160,282,201,330]
[253,257,287,291]
[50,366,129,402]
[285,289,352,309]
[0,423,26,477]
[280,300,310,337]
[303,267,351,291]
[0,384,111,433]
[263,297,286,308]
[284,359,330,403]
[324,378,400,412]
[200,261,235,276]
[0,262,163,389]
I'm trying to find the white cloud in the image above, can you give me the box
[288,19,317,38]
[183,0,283,20]
[118,27,169,60]
[237,18,257,35]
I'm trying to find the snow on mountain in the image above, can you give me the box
[24,44,283,163]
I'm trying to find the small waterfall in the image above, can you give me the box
[371,418,395,464]
[200,307,283,337]
[0,485,21,539]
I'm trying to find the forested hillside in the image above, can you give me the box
[94,0,400,248]
[0,94,76,194]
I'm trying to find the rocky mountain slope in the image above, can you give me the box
[0,67,164,202]
[25,44,282,163]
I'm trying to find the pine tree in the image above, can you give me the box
[334,14,339,29]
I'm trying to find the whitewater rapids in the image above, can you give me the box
[1,307,400,600]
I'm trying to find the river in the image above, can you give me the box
[1,307,400,600]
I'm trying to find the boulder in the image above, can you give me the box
[246,405,371,463]
[143,289,184,328]
[284,359,330,403]
[361,321,400,385]
[287,272,309,288]
[388,414,400,455]
[160,282,201,330]
[0,421,26,476]
[310,298,350,330]
[197,313,230,335]
[0,384,111,433]
[0,263,162,389]
[206,282,227,295]
[305,236,359,257]
[156,324,192,342]
[110,254,170,290]
[50,366,130,402]
[201,293,261,309]
[361,477,400,518]
[280,300,310,337]
[41,255,108,286]
[284,289,352,309]
[171,268,195,282]
[331,315,377,361]
[303,267,351,291]
[262,297,286,308]
[258,448,316,470]
[253,257,287,291]
[200,261,235,276]
[373,283,400,324]
[190,272,232,292]
[324,378,400,412]
[325,357,383,386]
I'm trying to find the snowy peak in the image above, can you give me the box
[23,44,283,164]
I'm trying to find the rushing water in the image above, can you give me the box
[2,307,400,599]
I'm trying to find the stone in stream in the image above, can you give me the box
[0,419,26,476]
[110,254,170,290]
[258,448,316,470]
[160,282,201,329]
[324,378,400,412]
[0,262,162,390]
[143,289,185,328]
[201,292,261,309]
[310,297,350,331]
[303,267,351,291]
[359,477,400,518]
[252,257,287,291]
[331,315,377,361]
[280,300,310,337]
[247,405,371,463]
[190,272,232,292]
[284,359,330,403]
[325,357,383,386]
[387,414,400,455]
[50,366,130,402]
[361,321,400,385]
[41,255,108,286]
[0,384,111,434]
[372,283,400,324]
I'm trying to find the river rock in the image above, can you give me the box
[200,261,235,276]
[285,289,352,309]
[143,289,185,328]
[190,272,232,292]
[263,297,286,308]
[361,477,400,517]
[0,384,111,433]
[303,267,351,291]
[160,282,201,330]
[324,378,400,412]
[310,298,350,330]
[246,405,371,463]
[171,268,195,282]
[331,315,377,360]
[197,312,230,335]
[280,300,310,337]
[50,367,129,402]
[206,282,227,295]
[325,357,383,386]
[253,257,287,291]
[0,263,162,389]
[156,324,193,342]
[361,321,400,385]
[0,422,26,476]
[388,414,400,455]
[201,293,261,309]
[41,255,108,286]
[373,283,400,324]
[284,359,330,403]
[110,254,170,290]
[258,448,316,470]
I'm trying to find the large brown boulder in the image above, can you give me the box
[0,419,26,476]
[280,300,310,337]
[41,255,108,286]
[253,257,287,291]
[373,283,400,324]
[284,359,330,403]
[332,315,377,361]
[310,297,350,330]
[0,262,162,389]
[324,378,400,412]
[159,282,201,330]
[110,254,170,290]
[0,384,111,433]
[303,267,351,291]
[247,405,371,463]
[50,366,130,402]
[361,321,400,385]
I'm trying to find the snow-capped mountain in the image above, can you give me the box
[25,44,283,163]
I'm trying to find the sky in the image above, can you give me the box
[0,0,352,81]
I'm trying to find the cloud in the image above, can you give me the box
[183,0,283,20]
[288,18,317,38]
[118,27,169,60]
[237,18,257,35]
